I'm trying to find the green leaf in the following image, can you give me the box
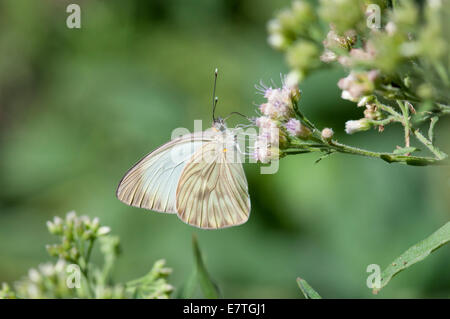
[393,147,418,155]
[192,234,220,299]
[296,277,322,299]
[373,222,450,294]
[177,269,198,299]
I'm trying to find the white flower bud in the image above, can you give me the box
[345,119,371,134]
[268,34,287,50]
[341,90,357,102]
[28,269,41,282]
[39,263,55,277]
[97,226,111,236]
[357,96,369,107]
[267,19,282,33]
[321,128,334,140]
[385,21,397,36]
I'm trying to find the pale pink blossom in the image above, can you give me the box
[255,116,277,130]
[252,136,280,163]
[284,118,310,138]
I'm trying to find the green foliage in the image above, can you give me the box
[266,0,449,164]
[179,235,220,299]
[126,259,174,299]
[0,212,173,299]
[296,277,322,299]
[374,222,450,294]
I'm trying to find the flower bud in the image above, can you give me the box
[345,119,371,134]
[46,221,56,234]
[252,137,281,163]
[28,269,41,283]
[284,118,311,139]
[284,71,302,102]
[82,229,94,240]
[321,128,334,140]
[69,247,79,260]
[286,41,320,72]
[39,263,55,277]
[320,49,337,62]
[90,217,100,232]
[338,71,377,102]
[267,19,282,34]
[66,211,77,224]
[97,226,111,236]
[268,33,289,50]
[255,116,276,129]
[46,244,59,257]
[364,108,382,120]
[75,220,85,237]
[62,237,71,250]
[259,90,294,120]
[385,21,397,36]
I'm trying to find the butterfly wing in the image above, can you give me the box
[116,132,211,213]
[175,140,251,229]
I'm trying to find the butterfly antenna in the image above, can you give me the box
[224,111,251,122]
[212,68,219,122]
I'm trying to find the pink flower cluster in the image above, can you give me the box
[252,78,308,163]
[337,70,378,102]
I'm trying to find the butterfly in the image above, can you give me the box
[116,69,251,229]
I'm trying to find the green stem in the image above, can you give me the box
[85,239,95,268]
[82,239,96,298]
[367,116,396,126]
[412,129,447,160]
[375,100,403,120]
[293,102,321,138]
[330,140,442,165]
[286,99,447,166]
[428,116,438,143]
[397,100,411,148]
[288,138,442,165]
[433,61,450,86]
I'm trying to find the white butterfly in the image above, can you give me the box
[116,71,251,229]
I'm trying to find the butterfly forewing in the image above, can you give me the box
[116,132,211,213]
[175,140,251,229]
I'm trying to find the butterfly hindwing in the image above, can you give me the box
[175,141,251,229]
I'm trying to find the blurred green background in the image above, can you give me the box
[0,0,449,298]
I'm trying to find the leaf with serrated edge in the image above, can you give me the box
[373,222,450,294]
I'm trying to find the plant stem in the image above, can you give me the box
[287,99,447,166]
[288,138,442,165]
[412,129,447,160]
[79,239,96,298]
[397,100,411,148]
[368,116,396,126]
[428,116,438,143]
[293,102,321,137]
[375,100,402,120]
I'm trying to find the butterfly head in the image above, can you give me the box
[212,117,227,132]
